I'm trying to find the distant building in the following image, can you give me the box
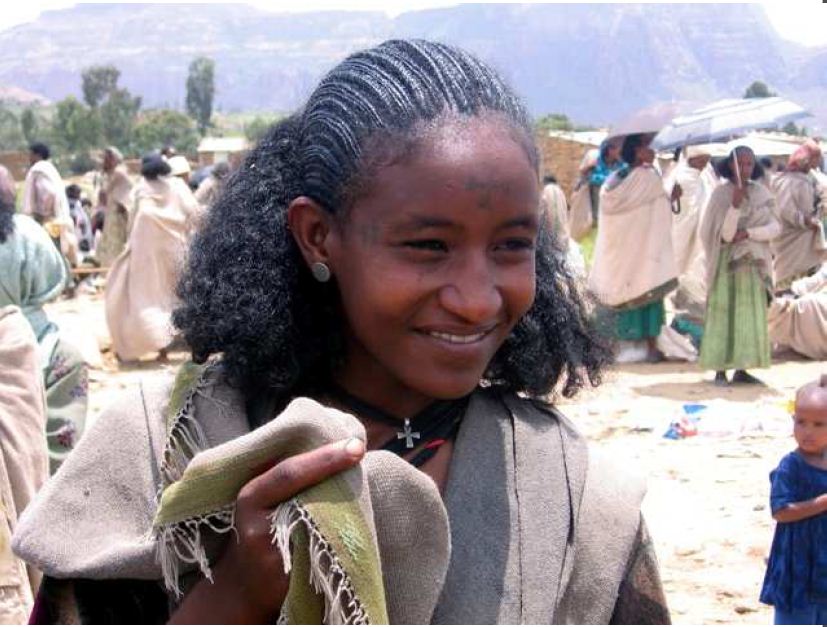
[196,137,249,167]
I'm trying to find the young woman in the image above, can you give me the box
[15,40,669,624]
[699,145,781,385]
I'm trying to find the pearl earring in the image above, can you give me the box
[311,261,331,283]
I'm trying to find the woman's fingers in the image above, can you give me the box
[237,437,365,510]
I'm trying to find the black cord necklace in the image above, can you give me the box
[326,384,469,467]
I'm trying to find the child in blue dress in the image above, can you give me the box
[761,374,827,624]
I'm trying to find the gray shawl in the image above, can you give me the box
[699,180,777,291]
[13,368,646,623]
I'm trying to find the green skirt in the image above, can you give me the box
[615,300,665,341]
[699,248,770,371]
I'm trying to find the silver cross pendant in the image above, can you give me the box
[397,418,421,449]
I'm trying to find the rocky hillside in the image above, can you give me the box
[0,3,824,129]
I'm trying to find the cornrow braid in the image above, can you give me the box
[299,39,534,212]
[174,39,609,410]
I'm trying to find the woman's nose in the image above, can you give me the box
[438,257,503,323]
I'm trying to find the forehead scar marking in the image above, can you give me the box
[464,176,513,211]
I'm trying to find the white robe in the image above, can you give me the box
[770,171,827,285]
[105,177,198,360]
[769,264,827,359]
[21,160,76,263]
[588,166,677,307]
[664,159,718,319]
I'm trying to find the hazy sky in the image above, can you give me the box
[1,1,825,47]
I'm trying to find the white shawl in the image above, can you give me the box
[21,161,71,227]
[769,264,827,359]
[104,177,193,360]
[699,180,779,291]
[769,171,827,285]
[588,166,677,307]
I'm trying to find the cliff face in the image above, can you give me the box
[0,3,824,129]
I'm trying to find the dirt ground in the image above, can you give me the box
[45,292,825,625]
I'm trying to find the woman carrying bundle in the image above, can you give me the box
[15,40,669,624]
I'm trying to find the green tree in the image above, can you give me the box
[52,96,102,153]
[743,81,775,99]
[535,113,575,133]
[186,57,215,136]
[82,65,121,108]
[0,105,25,150]
[781,121,807,137]
[20,108,39,145]
[244,115,280,143]
[133,109,199,155]
[101,87,142,150]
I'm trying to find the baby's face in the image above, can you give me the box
[793,395,827,455]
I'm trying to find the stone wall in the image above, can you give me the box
[536,134,595,198]
[0,151,30,180]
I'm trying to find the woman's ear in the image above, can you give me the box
[287,196,335,268]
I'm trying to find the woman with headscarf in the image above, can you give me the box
[699,145,781,385]
[588,133,681,362]
[0,165,87,473]
[105,154,200,362]
[770,140,826,292]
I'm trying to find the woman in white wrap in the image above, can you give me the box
[663,145,719,328]
[699,146,781,385]
[105,154,200,362]
[770,140,826,292]
[588,133,680,362]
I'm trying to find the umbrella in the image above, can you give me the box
[607,100,702,141]
[652,97,812,151]
[724,133,805,157]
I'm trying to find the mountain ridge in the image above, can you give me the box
[0,3,824,130]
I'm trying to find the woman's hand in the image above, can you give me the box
[168,437,365,624]
[732,185,747,208]
[732,229,749,243]
[805,215,821,231]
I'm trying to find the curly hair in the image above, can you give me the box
[174,39,610,406]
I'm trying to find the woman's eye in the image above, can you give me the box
[496,238,535,252]
[403,239,448,252]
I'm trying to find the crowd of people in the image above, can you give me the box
[554,132,827,384]
[0,36,825,625]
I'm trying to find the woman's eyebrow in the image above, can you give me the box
[498,215,539,229]
[391,215,456,231]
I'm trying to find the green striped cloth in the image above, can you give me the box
[152,364,387,624]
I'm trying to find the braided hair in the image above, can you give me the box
[174,39,610,405]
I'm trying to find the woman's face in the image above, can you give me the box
[634,136,656,166]
[326,117,540,416]
[605,142,621,163]
[733,150,755,183]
